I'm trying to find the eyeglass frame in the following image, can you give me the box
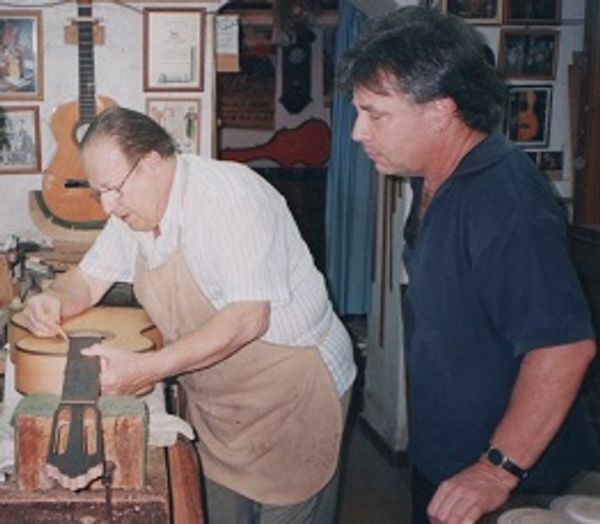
[90,156,142,202]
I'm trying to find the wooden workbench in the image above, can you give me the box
[0,437,204,523]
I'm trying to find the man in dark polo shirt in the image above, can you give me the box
[340,6,599,524]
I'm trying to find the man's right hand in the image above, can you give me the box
[23,293,63,338]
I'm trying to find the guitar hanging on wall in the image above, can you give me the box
[40,0,116,229]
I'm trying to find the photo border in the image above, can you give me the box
[0,105,41,174]
[504,0,561,25]
[505,84,553,148]
[146,97,202,154]
[440,0,503,24]
[143,8,205,92]
[0,10,44,101]
[498,29,559,80]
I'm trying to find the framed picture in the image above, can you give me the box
[0,105,41,174]
[441,0,502,24]
[146,98,201,154]
[143,8,205,92]
[505,0,561,25]
[505,85,552,147]
[498,29,559,80]
[539,150,564,180]
[0,10,43,100]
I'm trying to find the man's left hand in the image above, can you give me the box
[427,460,518,524]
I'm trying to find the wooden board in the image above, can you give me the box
[8,306,162,396]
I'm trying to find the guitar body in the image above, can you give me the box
[8,306,161,396]
[42,95,116,225]
[220,119,331,168]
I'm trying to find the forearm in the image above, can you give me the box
[488,339,596,472]
[139,301,271,384]
[48,266,112,318]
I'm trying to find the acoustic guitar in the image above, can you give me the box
[42,0,116,228]
[8,306,161,396]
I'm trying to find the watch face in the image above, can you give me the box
[487,447,503,465]
[288,46,307,65]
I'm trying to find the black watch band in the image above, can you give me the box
[483,445,528,481]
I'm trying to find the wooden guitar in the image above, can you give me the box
[220,119,331,168]
[42,0,116,228]
[8,306,161,396]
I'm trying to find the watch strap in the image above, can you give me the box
[483,445,529,480]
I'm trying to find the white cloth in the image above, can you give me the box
[142,383,194,447]
[0,348,20,480]
[81,156,356,396]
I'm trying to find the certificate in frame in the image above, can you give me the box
[143,8,205,92]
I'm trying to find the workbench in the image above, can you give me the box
[0,436,204,523]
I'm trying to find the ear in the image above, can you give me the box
[145,150,162,170]
[429,97,457,132]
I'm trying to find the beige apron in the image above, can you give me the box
[132,233,343,505]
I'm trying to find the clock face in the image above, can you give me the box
[288,46,307,66]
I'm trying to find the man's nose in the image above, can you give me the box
[351,115,368,143]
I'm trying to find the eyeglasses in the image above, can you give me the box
[90,157,141,203]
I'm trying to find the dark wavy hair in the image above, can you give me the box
[338,6,506,133]
[80,106,176,161]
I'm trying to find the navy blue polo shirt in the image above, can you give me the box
[403,133,599,490]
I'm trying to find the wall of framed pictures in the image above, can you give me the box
[432,0,586,205]
[0,1,223,241]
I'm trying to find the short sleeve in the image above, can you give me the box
[473,206,594,355]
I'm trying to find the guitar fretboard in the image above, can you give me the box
[78,4,96,124]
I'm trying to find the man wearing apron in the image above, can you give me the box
[24,107,357,523]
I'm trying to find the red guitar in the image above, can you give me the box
[220,119,331,168]
[42,0,116,228]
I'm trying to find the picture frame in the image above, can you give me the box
[441,0,502,24]
[505,0,561,25]
[505,85,552,148]
[0,105,41,174]
[143,8,205,92]
[539,150,564,180]
[498,29,559,80]
[146,98,201,154]
[0,10,43,100]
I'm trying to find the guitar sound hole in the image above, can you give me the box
[68,330,114,342]
[74,122,91,145]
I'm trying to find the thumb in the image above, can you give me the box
[81,344,104,357]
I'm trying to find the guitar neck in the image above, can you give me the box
[78,2,97,124]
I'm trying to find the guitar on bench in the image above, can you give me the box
[41,0,116,229]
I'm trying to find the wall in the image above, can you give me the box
[0,1,221,243]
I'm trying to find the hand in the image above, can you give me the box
[427,460,517,524]
[82,343,150,395]
[23,293,63,338]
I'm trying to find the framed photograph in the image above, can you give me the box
[539,150,564,180]
[505,0,561,25]
[143,8,205,92]
[147,98,201,154]
[0,105,41,174]
[498,29,559,80]
[0,10,43,100]
[505,85,552,147]
[441,0,502,24]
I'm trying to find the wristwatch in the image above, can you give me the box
[483,445,528,480]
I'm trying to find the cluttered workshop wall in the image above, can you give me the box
[0,1,221,242]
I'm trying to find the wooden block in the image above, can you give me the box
[15,394,148,492]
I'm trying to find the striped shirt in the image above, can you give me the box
[80,155,356,396]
